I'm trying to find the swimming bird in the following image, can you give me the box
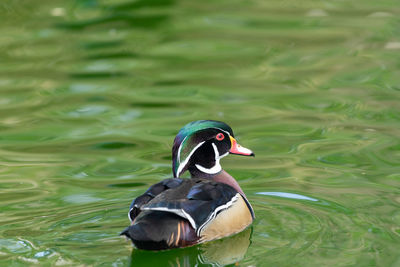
[121,120,255,250]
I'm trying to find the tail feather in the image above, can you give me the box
[121,211,198,250]
[120,226,131,238]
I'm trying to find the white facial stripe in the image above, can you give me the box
[219,151,229,159]
[177,135,187,165]
[128,208,133,221]
[195,143,222,175]
[214,127,230,137]
[176,141,205,177]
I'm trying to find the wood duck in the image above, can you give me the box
[121,120,255,250]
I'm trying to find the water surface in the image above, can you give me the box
[1,0,400,266]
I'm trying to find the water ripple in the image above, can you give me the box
[1,0,400,265]
[256,191,319,202]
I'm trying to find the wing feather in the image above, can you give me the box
[137,179,238,232]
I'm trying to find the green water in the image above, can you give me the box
[1,0,400,266]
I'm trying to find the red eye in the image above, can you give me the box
[216,133,224,141]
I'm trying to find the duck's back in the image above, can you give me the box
[122,178,253,250]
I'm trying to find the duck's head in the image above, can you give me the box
[172,120,254,178]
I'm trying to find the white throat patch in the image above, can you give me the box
[195,143,228,175]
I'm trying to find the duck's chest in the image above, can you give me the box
[199,193,253,241]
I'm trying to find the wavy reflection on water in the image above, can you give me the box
[1,0,400,266]
[128,228,251,267]
[256,191,319,202]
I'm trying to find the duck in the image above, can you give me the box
[121,120,255,250]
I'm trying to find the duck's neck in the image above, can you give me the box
[189,169,245,196]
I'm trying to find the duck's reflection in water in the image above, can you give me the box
[128,227,252,267]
